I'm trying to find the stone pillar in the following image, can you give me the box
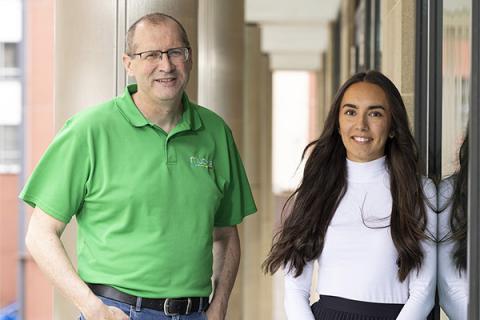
[316,67,328,130]
[198,0,244,145]
[257,56,274,319]
[53,1,198,318]
[243,24,274,319]
[54,1,117,318]
[197,2,245,318]
[325,22,337,108]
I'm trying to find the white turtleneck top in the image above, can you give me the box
[437,177,468,319]
[284,157,437,320]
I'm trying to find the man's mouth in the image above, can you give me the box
[155,78,176,83]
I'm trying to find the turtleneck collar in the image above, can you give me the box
[346,156,387,183]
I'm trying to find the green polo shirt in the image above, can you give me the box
[20,84,257,298]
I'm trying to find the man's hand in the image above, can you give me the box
[83,305,129,320]
[26,208,129,320]
[81,296,129,320]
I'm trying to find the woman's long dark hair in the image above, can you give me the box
[262,70,428,282]
[450,134,468,271]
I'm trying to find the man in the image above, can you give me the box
[21,13,256,320]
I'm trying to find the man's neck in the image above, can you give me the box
[132,93,183,133]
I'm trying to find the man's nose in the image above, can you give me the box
[157,53,174,72]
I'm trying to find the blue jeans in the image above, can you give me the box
[79,296,208,320]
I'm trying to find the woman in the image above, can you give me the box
[263,71,436,320]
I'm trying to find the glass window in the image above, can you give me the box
[4,43,18,68]
[0,125,20,172]
[0,42,20,77]
[439,1,472,320]
[353,0,382,72]
[442,0,471,177]
[0,78,21,172]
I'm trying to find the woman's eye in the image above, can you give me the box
[345,109,356,116]
[369,111,383,117]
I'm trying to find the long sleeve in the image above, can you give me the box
[284,261,315,320]
[396,180,437,320]
[437,179,468,320]
[438,236,468,319]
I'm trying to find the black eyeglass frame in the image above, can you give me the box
[129,47,191,62]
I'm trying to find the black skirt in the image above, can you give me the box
[311,295,404,320]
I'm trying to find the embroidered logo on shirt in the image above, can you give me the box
[190,156,214,169]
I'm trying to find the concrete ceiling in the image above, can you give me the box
[245,0,341,24]
[245,0,342,70]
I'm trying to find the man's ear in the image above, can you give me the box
[187,49,193,72]
[122,54,134,76]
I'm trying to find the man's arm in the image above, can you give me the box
[207,226,241,320]
[25,207,128,320]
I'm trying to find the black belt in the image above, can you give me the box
[87,283,209,315]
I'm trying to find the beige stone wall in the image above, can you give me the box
[381,0,416,124]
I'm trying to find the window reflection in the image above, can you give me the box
[440,0,472,319]
[442,0,471,177]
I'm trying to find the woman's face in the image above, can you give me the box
[338,81,392,162]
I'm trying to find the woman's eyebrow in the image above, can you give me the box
[342,104,358,109]
[341,104,385,110]
[368,105,386,110]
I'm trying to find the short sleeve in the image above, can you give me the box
[214,128,257,226]
[19,118,91,223]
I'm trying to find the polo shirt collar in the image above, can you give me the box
[176,92,203,132]
[115,84,149,127]
[115,84,202,132]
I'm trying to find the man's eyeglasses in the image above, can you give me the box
[130,47,190,63]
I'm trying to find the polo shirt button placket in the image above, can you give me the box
[165,139,177,165]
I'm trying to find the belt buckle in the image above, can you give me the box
[164,298,192,315]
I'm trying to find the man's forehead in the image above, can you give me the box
[132,21,183,47]
[136,19,180,35]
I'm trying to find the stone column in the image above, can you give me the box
[198,0,244,145]
[243,24,274,319]
[54,1,117,318]
[316,67,328,131]
[324,21,337,108]
[198,2,245,318]
[257,53,274,320]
